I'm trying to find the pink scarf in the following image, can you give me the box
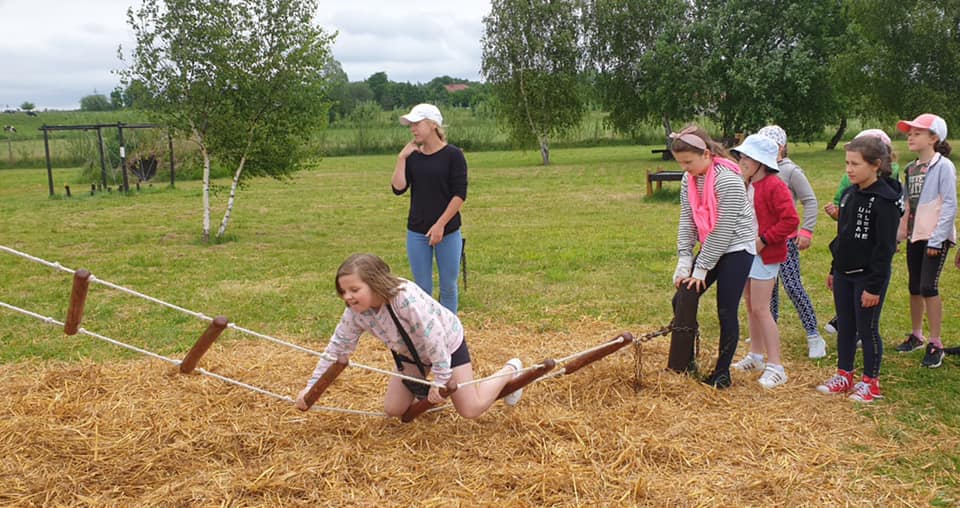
[688,156,742,243]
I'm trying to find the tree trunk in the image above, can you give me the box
[196,129,211,242]
[826,117,847,150]
[661,114,673,148]
[539,136,550,165]
[216,156,247,239]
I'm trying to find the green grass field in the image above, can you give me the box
[1,142,959,503]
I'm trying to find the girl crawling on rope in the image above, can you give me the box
[295,253,522,418]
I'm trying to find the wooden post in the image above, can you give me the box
[43,127,54,196]
[179,316,228,374]
[117,122,129,193]
[645,169,653,197]
[96,126,107,189]
[562,333,634,375]
[497,358,556,401]
[300,360,348,410]
[401,383,458,423]
[63,269,91,335]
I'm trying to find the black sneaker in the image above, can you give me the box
[896,333,925,353]
[921,343,945,368]
[702,370,731,389]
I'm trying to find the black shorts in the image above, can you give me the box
[906,240,951,297]
[392,339,471,399]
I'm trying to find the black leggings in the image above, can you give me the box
[906,240,951,297]
[833,271,890,378]
[672,249,753,373]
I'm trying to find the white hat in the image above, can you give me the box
[757,125,787,147]
[732,134,781,172]
[400,103,443,127]
[854,128,892,147]
[897,113,947,141]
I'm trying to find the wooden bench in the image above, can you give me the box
[645,169,684,196]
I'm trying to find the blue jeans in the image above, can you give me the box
[406,229,462,313]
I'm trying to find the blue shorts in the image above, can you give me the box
[749,256,780,281]
[392,339,471,399]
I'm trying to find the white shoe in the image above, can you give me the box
[807,336,827,359]
[732,354,765,373]
[758,365,788,389]
[503,358,523,406]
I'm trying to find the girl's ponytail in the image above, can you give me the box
[936,139,953,157]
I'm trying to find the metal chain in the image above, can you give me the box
[631,324,699,391]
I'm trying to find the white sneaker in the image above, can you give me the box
[732,354,765,372]
[503,358,523,406]
[758,365,788,389]
[807,336,827,359]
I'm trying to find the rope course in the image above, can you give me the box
[1,245,672,422]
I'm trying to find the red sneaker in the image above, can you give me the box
[816,369,854,394]
[849,376,883,402]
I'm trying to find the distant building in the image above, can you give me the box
[444,84,470,93]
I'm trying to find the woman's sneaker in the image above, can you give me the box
[848,376,882,403]
[503,358,523,406]
[921,343,945,368]
[824,317,838,335]
[807,336,827,359]
[896,333,924,353]
[732,354,765,372]
[702,370,732,389]
[758,365,788,389]
[816,369,854,394]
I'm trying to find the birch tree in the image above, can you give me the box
[481,0,585,165]
[120,0,335,241]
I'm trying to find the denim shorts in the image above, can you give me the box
[749,255,780,280]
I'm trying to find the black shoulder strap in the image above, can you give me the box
[386,303,427,377]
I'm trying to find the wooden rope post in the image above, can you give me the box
[63,269,91,335]
[179,316,228,374]
[401,383,458,423]
[300,360,348,410]
[497,358,556,401]
[561,332,634,375]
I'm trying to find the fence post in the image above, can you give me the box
[64,269,92,335]
[179,316,229,374]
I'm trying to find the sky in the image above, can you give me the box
[0,0,492,111]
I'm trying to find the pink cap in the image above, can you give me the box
[897,113,947,141]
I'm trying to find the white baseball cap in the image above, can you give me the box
[897,113,947,141]
[400,103,443,127]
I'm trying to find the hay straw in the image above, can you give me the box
[0,318,950,506]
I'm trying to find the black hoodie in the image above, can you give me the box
[829,176,904,294]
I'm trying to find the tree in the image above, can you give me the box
[120,0,335,241]
[844,0,960,127]
[80,93,113,111]
[585,0,845,141]
[19,101,35,111]
[481,0,586,165]
[365,71,390,109]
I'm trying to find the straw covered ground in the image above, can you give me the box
[0,318,950,506]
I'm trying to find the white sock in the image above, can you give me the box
[767,363,784,373]
[749,352,764,363]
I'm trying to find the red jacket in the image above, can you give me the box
[752,174,799,264]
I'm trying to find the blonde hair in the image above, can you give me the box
[335,253,403,304]
[428,120,447,142]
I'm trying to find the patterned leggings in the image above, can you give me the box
[770,238,820,337]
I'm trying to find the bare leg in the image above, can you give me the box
[383,363,420,417]
[744,282,763,356]
[926,295,943,339]
[910,295,926,337]
[749,278,781,365]
[449,361,518,419]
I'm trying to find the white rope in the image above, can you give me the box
[347,362,437,387]
[227,323,323,356]
[0,299,388,418]
[455,361,549,388]
[0,245,75,275]
[90,275,211,321]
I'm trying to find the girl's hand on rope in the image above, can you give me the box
[295,387,310,411]
[427,385,444,404]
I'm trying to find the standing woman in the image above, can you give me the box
[392,104,467,314]
[667,126,756,389]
